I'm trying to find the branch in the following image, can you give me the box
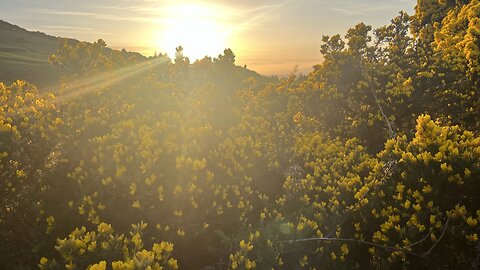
[370,83,395,138]
[365,64,396,138]
[422,217,450,258]
[282,237,423,257]
[283,217,451,260]
[407,229,433,248]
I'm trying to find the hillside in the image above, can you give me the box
[0,20,64,87]
[0,21,150,88]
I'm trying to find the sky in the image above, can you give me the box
[0,0,416,75]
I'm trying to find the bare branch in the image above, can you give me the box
[282,237,422,257]
[422,217,450,258]
[283,217,451,260]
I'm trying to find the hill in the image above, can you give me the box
[0,20,150,88]
[0,20,65,87]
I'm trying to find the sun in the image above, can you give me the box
[155,3,231,61]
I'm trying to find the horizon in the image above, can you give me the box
[1,0,415,75]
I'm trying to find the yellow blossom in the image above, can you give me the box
[467,216,478,227]
[89,261,106,270]
[466,234,478,242]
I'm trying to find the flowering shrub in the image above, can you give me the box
[1,1,480,269]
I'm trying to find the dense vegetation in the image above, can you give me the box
[1,0,479,269]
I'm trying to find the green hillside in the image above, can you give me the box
[0,20,64,87]
[0,21,150,88]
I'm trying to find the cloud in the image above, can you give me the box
[228,0,296,33]
[332,7,362,16]
[29,8,157,23]
[330,0,415,16]
[29,0,294,31]
[40,25,94,31]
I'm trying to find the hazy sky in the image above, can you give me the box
[1,0,416,75]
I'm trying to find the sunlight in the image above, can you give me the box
[155,3,231,61]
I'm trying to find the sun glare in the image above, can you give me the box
[155,3,231,61]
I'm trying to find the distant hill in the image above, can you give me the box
[0,20,147,88]
[0,20,67,87]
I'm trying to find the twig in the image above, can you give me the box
[366,64,396,138]
[282,237,422,257]
[407,229,433,248]
[370,83,395,138]
[422,217,450,258]
[283,217,451,260]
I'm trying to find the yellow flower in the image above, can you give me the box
[404,200,411,209]
[467,216,478,227]
[296,222,304,232]
[16,169,26,178]
[464,168,471,178]
[129,182,137,195]
[167,258,179,269]
[89,261,106,270]
[39,257,48,265]
[177,229,185,237]
[466,234,478,242]
[239,240,253,251]
[97,222,113,234]
[299,255,308,267]
[430,215,436,224]
[422,185,432,194]
[112,261,127,270]
[136,249,154,264]
[115,166,126,177]
[54,117,64,126]
[132,200,141,209]
[245,259,256,269]
[396,182,405,193]
[440,163,449,172]
[173,185,183,195]
[165,242,174,253]
[88,241,97,252]
[101,241,110,250]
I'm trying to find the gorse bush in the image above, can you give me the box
[1,0,479,269]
